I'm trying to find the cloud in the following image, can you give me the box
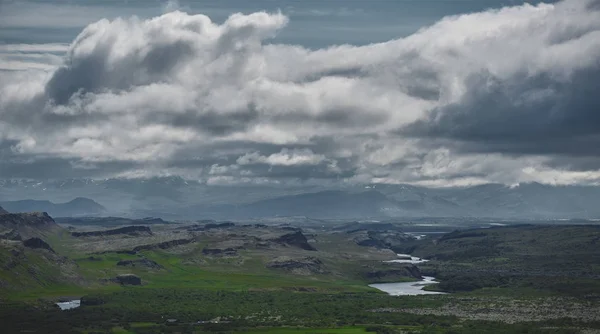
[237,149,326,166]
[1,0,600,187]
[0,44,70,52]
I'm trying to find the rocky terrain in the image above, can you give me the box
[71,225,152,237]
[2,209,600,333]
[266,256,325,275]
[23,237,55,253]
[373,296,600,324]
[116,259,163,270]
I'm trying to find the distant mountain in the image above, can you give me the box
[0,205,7,215]
[189,183,600,220]
[241,190,397,219]
[5,178,600,219]
[190,190,420,219]
[0,197,106,217]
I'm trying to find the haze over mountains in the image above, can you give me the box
[2,177,600,220]
[0,198,106,217]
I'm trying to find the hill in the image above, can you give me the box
[0,197,106,217]
[0,211,62,240]
[0,240,83,295]
[404,225,600,294]
[7,178,600,219]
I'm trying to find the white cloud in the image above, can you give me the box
[237,149,326,166]
[1,0,599,186]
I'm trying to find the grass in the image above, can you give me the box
[242,327,377,333]
[73,249,376,293]
[1,246,377,301]
[4,224,600,333]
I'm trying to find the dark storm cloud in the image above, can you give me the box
[403,67,600,156]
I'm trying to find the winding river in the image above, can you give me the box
[369,276,445,296]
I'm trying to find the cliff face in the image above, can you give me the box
[0,212,60,239]
[0,212,57,228]
[271,231,316,251]
[71,225,152,237]
[365,264,423,283]
[267,256,325,275]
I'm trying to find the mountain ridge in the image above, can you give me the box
[0,197,106,217]
[4,178,600,219]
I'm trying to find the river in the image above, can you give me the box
[369,276,445,296]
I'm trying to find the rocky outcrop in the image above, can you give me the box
[23,237,55,253]
[204,222,235,230]
[112,274,141,285]
[80,296,105,306]
[365,265,422,283]
[202,247,238,256]
[267,256,325,275]
[132,238,194,252]
[186,222,235,232]
[354,231,415,249]
[71,226,152,237]
[0,229,22,241]
[116,259,163,270]
[270,231,316,251]
[0,212,59,232]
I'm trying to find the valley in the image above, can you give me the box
[1,205,600,333]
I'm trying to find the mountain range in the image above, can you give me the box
[0,198,106,217]
[2,178,600,219]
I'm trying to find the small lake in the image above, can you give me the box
[56,300,81,310]
[369,276,446,296]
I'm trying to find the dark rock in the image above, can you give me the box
[23,237,55,253]
[71,225,152,237]
[0,212,58,230]
[270,231,316,251]
[112,274,141,285]
[116,259,163,269]
[267,256,325,275]
[337,222,404,233]
[80,296,105,306]
[137,217,167,224]
[354,231,415,249]
[202,247,238,256]
[204,222,235,230]
[365,265,422,283]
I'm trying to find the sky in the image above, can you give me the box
[0,0,599,187]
